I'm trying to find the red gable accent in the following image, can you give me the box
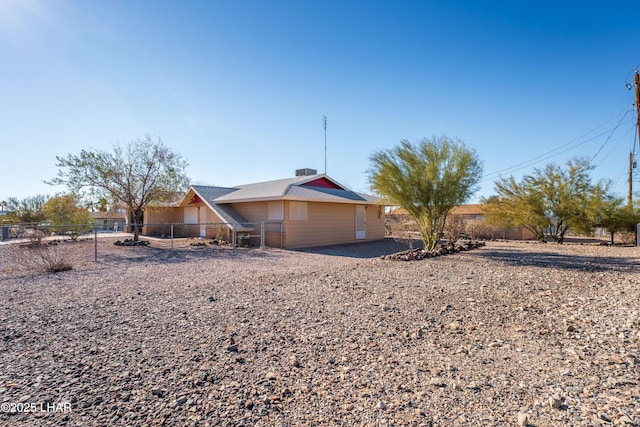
[188,194,204,204]
[302,177,342,189]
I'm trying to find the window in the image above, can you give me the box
[184,206,198,224]
[268,201,284,220]
[289,201,308,221]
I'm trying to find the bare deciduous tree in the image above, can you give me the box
[49,135,189,241]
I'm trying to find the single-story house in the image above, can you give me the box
[90,210,128,232]
[143,169,386,249]
[388,204,537,240]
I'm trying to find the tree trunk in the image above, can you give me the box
[132,209,143,242]
[420,229,439,251]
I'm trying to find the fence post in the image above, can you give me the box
[94,225,98,262]
[171,223,174,252]
[232,224,237,250]
[260,222,265,248]
[280,221,283,249]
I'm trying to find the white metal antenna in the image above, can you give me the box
[323,115,327,174]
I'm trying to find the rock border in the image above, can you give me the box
[113,239,150,247]
[381,240,485,261]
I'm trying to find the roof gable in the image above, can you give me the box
[301,177,343,189]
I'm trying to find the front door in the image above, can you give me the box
[355,206,366,240]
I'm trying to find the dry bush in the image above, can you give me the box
[386,214,420,249]
[8,235,77,273]
[465,218,494,240]
[616,231,636,246]
[444,214,466,243]
[28,243,73,273]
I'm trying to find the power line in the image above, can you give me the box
[593,124,636,169]
[587,108,634,167]
[480,106,635,183]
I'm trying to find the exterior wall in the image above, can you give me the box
[231,201,270,223]
[198,207,228,238]
[143,205,230,238]
[282,201,385,249]
[143,207,183,237]
[493,227,537,241]
[143,199,386,249]
[367,205,386,241]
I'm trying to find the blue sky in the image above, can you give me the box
[1,0,639,204]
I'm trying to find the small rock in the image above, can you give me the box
[549,394,562,409]
[289,355,300,367]
[377,401,387,410]
[618,415,634,425]
[448,321,463,333]
[517,412,529,426]
[151,389,166,398]
[265,371,277,381]
[429,378,445,387]
[123,411,137,420]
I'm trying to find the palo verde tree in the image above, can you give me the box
[41,195,93,240]
[595,199,640,244]
[482,180,551,242]
[368,136,483,251]
[48,135,189,241]
[4,195,49,224]
[484,157,614,243]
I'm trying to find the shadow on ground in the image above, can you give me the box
[473,246,639,273]
[298,238,424,259]
[95,244,289,266]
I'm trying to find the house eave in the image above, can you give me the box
[215,196,380,205]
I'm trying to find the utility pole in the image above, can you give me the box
[630,151,634,206]
[628,69,640,206]
[635,68,640,158]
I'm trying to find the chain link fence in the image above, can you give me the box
[0,221,284,266]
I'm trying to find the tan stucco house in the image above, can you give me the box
[143,169,386,249]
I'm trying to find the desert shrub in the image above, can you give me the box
[386,214,420,249]
[26,228,48,245]
[29,243,73,272]
[10,238,75,273]
[216,225,229,244]
[444,213,466,243]
[465,218,494,240]
[616,230,636,245]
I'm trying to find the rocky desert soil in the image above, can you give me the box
[0,238,639,426]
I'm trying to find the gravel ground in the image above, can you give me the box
[0,238,639,426]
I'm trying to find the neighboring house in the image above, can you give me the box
[144,169,386,249]
[90,210,127,232]
[388,204,537,240]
